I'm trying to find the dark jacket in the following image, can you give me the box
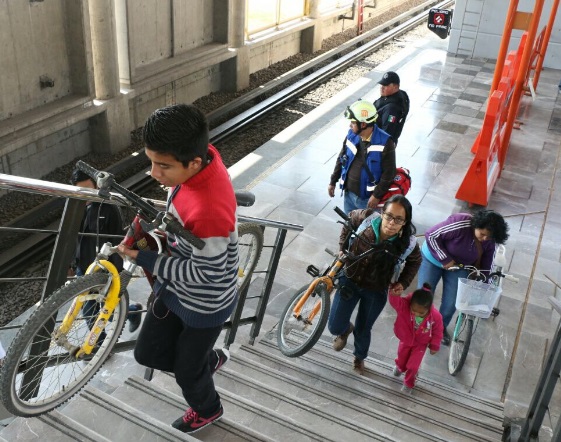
[339,209,421,291]
[374,89,409,142]
[74,202,124,272]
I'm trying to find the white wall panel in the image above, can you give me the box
[0,1,71,120]
[127,0,172,69]
[450,0,561,69]
[173,0,214,55]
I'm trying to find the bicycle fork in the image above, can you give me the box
[292,259,344,323]
[54,259,125,359]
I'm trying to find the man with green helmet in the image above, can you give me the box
[328,99,397,213]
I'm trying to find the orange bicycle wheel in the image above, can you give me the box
[277,283,330,357]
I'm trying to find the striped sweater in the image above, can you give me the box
[136,145,239,328]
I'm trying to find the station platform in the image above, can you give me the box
[229,33,561,423]
[2,31,561,433]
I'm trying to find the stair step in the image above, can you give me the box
[260,336,504,415]
[61,385,198,441]
[219,352,501,442]
[0,409,111,442]
[149,371,341,441]
[115,375,275,441]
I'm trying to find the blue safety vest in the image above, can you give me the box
[338,127,391,199]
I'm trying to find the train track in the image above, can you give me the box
[0,0,453,279]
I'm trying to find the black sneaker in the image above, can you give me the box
[442,329,451,346]
[172,405,224,433]
[127,303,143,333]
[211,348,230,375]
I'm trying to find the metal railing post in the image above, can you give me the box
[248,227,287,345]
[517,299,561,440]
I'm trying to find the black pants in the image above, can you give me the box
[134,296,223,415]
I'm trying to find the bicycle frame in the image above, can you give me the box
[292,257,344,321]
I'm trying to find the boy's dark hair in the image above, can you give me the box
[142,104,209,166]
[471,210,509,244]
[70,169,94,186]
[411,282,433,309]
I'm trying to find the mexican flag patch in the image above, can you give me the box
[388,115,397,123]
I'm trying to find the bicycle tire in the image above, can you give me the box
[237,223,264,293]
[0,272,128,417]
[277,283,331,358]
[448,312,474,376]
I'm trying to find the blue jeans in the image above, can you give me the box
[416,256,468,328]
[327,275,387,360]
[344,190,369,214]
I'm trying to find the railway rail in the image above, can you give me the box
[0,0,453,281]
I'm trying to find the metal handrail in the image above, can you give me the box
[0,173,303,351]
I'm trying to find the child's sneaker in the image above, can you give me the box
[172,405,224,433]
[393,366,403,377]
[401,384,413,394]
[211,348,230,375]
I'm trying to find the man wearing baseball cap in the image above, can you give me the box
[374,71,410,144]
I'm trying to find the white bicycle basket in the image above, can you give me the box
[455,278,502,319]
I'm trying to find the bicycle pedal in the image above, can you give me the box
[306,265,320,277]
[491,307,500,317]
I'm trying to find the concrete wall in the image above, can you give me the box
[0,1,92,119]
[0,0,363,180]
[449,0,561,69]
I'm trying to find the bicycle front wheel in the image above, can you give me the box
[237,223,264,293]
[448,312,474,376]
[0,273,128,417]
[277,284,331,358]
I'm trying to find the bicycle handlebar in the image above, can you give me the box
[449,264,518,283]
[76,160,205,250]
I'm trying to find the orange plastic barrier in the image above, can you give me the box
[456,91,505,206]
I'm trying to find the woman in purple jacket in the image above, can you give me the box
[417,211,509,345]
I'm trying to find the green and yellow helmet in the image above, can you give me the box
[344,99,378,124]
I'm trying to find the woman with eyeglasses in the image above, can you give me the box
[418,210,509,346]
[328,195,421,375]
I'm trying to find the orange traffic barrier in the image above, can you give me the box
[456,91,505,206]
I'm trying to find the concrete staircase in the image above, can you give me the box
[0,331,505,441]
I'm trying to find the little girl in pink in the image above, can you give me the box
[389,282,443,393]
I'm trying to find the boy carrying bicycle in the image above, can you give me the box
[117,104,238,434]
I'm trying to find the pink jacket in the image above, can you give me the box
[389,293,444,352]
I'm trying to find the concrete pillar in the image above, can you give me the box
[222,0,250,91]
[301,0,323,54]
[88,0,120,99]
[90,97,132,155]
[88,0,131,154]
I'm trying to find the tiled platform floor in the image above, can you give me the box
[231,33,561,424]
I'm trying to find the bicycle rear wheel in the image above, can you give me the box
[237,223,264,293]
[448,312,474,376]
[0,273,128,417]
[277,284,330,358]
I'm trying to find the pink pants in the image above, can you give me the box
[395,341,428,388]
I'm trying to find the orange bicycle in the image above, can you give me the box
[277,206,394,357]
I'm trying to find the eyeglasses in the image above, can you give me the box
[382,212,406,225]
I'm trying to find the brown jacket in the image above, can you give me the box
[339,209,421,291]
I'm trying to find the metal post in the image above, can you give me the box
[490,0,520,94]
[530,0,560,91]
[519,319,561,439]
[248,228,287,345]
